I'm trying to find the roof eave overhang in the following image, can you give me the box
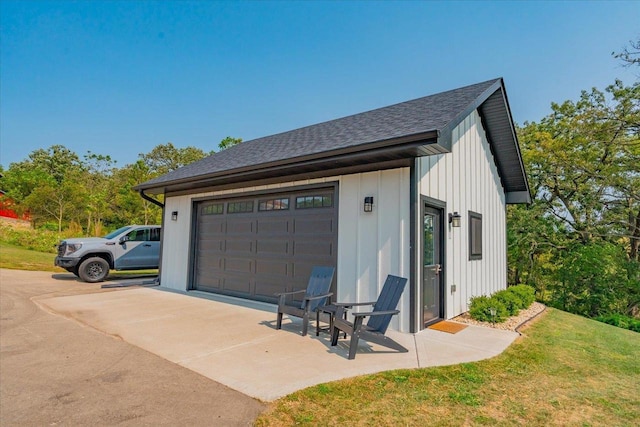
[138,131,441,195]
[479,81,532,204]
[438,78,532,205]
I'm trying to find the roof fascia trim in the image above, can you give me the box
[436,79,504,151]
[506,191,532,204]
[152,142,431,195]
[136,130,439,193]
[496,80,532,200]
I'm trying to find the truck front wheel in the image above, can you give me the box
[78,257,110,283]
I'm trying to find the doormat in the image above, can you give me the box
[428,321,468,334]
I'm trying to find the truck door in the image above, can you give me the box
[114,227,160,269]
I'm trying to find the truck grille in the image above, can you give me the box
[57,243,67,257]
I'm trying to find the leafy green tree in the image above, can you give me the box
[23,145,82,185]
[23,174,86,232]
[1,145,81,205]
[553,242,639,317]
[110,160,162,226]
[218,136,243,150]
[511,77,640,318]
[82,152,117,235]
[2,139,237,232]
[139,142,213,176]
[1,163,54,207]
[127,142,214,225]
[518,80,639,260]
[2,145,85,230]
[507,202,566,296]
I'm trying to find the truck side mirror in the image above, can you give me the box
[119,236,129,244]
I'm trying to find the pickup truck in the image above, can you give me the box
[55,225,161,283]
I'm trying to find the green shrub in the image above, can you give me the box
[38,222,60,232]
[493,289,523,316]
[553,242,635,317]
[595,314,640,333]
[0,224,62,253]
[469,296,508,323]
[468,285,537,323]
[508,284,536,308]
[0,223,125,253]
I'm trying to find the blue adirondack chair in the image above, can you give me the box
[330,274,408,359]
[276,266,335,336]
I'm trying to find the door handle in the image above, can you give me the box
[434,264,442,275]
[143,244,152,247]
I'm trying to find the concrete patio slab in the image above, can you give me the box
[38,286,519,401]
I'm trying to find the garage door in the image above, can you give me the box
[193,187,337,304]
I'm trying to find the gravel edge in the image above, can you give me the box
[452,302,547,333]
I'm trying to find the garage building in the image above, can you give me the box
[135,78,530,333]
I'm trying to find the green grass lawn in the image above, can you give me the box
[256,309,640,426]
[0,242,62,271]
[0,242,157,278]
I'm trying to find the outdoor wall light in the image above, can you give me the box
[448,211,461,227]
[171,211,178,221]
[364,196,374,213]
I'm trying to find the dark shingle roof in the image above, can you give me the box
[136,78,530,203]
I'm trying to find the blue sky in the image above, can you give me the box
[1,1,638,168]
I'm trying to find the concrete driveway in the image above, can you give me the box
[21,270,519,402]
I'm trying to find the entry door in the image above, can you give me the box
[423,204,444,327]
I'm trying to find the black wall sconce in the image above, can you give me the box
[364,196,374,213]
[171,211,178,221]
[448,211,461,227]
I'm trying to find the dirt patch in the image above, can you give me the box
[0,216,31,228]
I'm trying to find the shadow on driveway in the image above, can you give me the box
[51,272,158,283]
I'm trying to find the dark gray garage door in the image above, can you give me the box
[193,187,337,304]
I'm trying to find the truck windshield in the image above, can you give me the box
[103,226,132,240]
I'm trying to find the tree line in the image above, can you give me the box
[509,79,638,321]
[508,42,639,321]
[0,137,242,235]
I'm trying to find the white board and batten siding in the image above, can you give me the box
[337,169,411,333]
[160,170,412,332]
[417,110,507,319]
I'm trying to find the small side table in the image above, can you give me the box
[316,304,347,338]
